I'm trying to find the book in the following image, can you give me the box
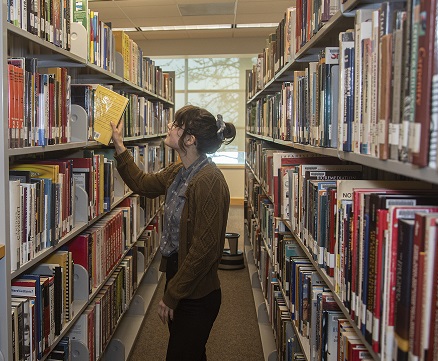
[70,84,94,140]
[338,30,355,152]
[11,275,44,359]
[389,10,408,160]
[31,263,64,335]
[427,218,438,361]
[377,1,406,160]
[410,212,438,359]
[67,304,95,358]
[11,297,25,361]
[92,85,129,145]
[66,233,93,294]
[400,0,417,162]
[394,218,415,361]
[9,179,21,271]
[353,9,374,154]
[43,251,73,323]
[382,205,438,361]
[410,0,437,166]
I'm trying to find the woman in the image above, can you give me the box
[111,104,236,361]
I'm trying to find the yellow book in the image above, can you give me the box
[44,251,72,322]
[113,31,131,80]
[93,85,129,145]
[10,163,59,181]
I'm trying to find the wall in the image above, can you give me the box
[218,165,245,205]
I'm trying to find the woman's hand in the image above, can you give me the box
[111,120,126,154]
[158,299,174,324]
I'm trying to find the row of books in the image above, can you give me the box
[77,5,175,99]
[7,0,175,102]
[67,254,135,361]
[248,211,374,361]
[8,0,72,50]
[83,8,175,98]
[6,58,173,149]
[246,1,339,97]
[246,1,438,170]
[8,143,166,271]
[246,146,438,360]
[7,60,71,148]
[9,153,113,269]
[10,202,162,361]
[64,214,162,361]
[11,249,74,360]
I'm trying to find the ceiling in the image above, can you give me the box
[89,0,296,43]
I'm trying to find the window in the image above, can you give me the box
[154,57,255,165]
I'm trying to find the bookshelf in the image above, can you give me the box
[245,0,438,360]
[0,2,175,360]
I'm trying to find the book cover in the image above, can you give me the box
[93,85,128,145]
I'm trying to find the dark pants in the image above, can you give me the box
[164,253,221,361]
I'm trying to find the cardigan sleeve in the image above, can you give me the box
[162,169,230,309]
[114,149,181,198]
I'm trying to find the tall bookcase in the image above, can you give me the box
[0,2,175,360]
[245,0,438,360]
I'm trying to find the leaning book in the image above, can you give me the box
[93,85,129,145]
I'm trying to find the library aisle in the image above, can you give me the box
[128,205,265,361]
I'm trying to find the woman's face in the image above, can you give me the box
[164,122,185,150]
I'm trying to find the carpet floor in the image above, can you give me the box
[128,205,265,361]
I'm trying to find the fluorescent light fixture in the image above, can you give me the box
[139,24,231,31]
[112,27,137,32]
[235,23,278,28]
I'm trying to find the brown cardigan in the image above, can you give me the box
[114,150,230,309]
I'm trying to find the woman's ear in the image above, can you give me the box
[184,134,196,146]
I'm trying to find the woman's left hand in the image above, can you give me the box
[158,299,174,324]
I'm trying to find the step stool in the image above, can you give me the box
[219,232,245,270]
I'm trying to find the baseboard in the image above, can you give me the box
[230,197,244,206]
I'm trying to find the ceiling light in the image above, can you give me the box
[139,24,232,31]
[112,27,137,32]
[235,23,278,28]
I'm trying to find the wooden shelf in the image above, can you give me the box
[0,244,5,260]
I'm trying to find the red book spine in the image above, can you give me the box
[8,64,17,148]
[414,252,426,357]
[372,209,388,353]
[410,213,427,357]
[427,218,438,361]
[15,66,24,148]
[411,0,437,166]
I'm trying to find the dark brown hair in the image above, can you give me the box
[173,105,236,155]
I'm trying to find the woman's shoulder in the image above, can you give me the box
[195,162,226,183]
[158,161,184,182]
